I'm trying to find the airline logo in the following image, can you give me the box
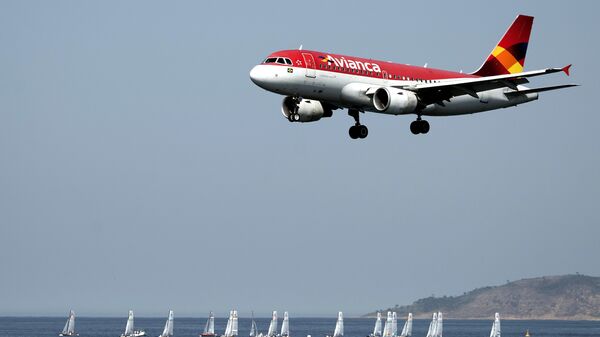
[319,55,381,72]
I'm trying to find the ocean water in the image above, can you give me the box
[0,317,598,337]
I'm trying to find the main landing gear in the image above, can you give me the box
[410,116,430,135]
[348,109,368,139]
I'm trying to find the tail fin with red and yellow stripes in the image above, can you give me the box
[472,15,534,77]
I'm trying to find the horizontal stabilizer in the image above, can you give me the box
[505,84,578,97]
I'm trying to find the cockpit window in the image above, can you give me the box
[263,57,293,65]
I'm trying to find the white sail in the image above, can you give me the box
[125,310,135,335]
[224,311,233,337]
[391,312,397,337]
[62,317,70,335]
[231,311,239,337]
[280,312,289,337]
[160,310,174,337]
[382,312,392,337]
[434,312,442,337]
[400,313,412,337]
[373,312,383,337]
[250,317,258,337]
[61,310,76,335]
[333,312,343,337]
[426,313,437,337]
[489,313,501,337]
[267,311,278,337]
[204,312,215,335]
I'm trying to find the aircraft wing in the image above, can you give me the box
[396,65,574,106]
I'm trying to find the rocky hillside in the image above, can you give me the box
[366,275,600,320]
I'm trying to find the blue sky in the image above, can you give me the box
[0,1,598,317]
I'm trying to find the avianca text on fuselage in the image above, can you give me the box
[321,55,382,73]
[249,14,577,140]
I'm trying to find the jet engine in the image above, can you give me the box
[281,96,333,122]
[372,87,418,115]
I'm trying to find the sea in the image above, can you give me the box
[0,317,598,337]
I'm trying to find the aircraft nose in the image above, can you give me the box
[249,65,273,88]
[249,65,263,85]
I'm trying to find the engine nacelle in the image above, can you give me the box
[372,87,418,115]
[281,96,332,122]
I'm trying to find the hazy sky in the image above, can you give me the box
[1,1,598,317]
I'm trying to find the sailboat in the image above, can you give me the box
[280,312,290,337]
[489,313,501,337]
[399,313,412,337]
[326,312,343,337]
[223,310,238,337]
[201,312,216,337]
[232,311,239,337]
[434,313,442,337]
[121,310,146,337]
[332,312,343,337]
[267,311,278,337]
[250,312,260,337]
[425,313,437,337]
[382,312,393,337]
[158,310,174,337]
[368,312,383,337]
[391,312,398,337]
[59,310,78,336]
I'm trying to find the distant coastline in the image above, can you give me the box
[365,274,600,320]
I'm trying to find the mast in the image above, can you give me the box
[280,312,289,337]
[373,312,382,337]
[391,312,397,337]
[333,312,343,337]
[125,310,135,336]
[400,313,412,337]
[267,311,278,337]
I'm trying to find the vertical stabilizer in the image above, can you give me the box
[472,15,534,76]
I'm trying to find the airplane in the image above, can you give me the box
[249,14,577,139]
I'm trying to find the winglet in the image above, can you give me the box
[562,64,572,76]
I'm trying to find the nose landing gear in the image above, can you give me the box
[348,109,368,139]
[410,116,430,135]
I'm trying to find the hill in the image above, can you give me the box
[366,274,600,320]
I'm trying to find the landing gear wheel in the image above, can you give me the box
[288,114,294,122]
[410,118,430,134]
[358,125,368,139]
[421,120,430,134]
[293,114,300,122]
[349,125,359,139]
[410,121,420,135]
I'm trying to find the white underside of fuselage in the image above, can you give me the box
[249,65,538,117]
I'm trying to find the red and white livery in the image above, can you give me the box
[249,15,577,139]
